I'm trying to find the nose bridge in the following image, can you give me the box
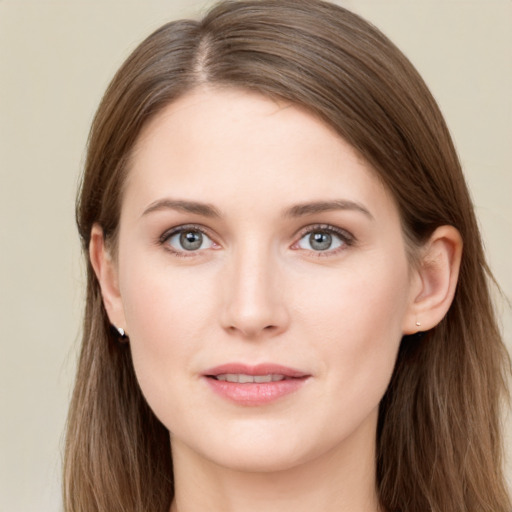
[221,237,288,338]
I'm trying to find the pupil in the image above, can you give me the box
[180,231,203,250]
[310,232,332,251]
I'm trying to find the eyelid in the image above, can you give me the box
[159,223,219,256]
[291,223,356,255]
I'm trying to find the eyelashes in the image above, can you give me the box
[292,224,355,255]
[158,224,218,258]
[158,223,356,258]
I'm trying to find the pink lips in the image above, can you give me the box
[202,363,310,406]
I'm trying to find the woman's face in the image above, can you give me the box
[111,87,420,472]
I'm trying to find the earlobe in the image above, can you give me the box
[403,225,463,335]
[89,224,127,331]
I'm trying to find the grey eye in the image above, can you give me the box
[166,229,213,251]
[297,230,344,251]
[180,231,203,250]
[310,232,332,251]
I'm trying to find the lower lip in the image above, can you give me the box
[204,377,309,406]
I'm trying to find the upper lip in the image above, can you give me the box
[203,363,310,379]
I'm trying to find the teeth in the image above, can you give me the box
[254,375,272,383]
[216,374,286,383]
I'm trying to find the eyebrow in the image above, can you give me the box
[141,198,373,220]
[142,199,222,218]
[284,200,374,220]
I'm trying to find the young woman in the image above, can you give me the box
[64,1,512,511]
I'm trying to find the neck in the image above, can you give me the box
[169,412,381,512]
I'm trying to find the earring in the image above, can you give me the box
[415,320,421,327]
[111,324,128,341]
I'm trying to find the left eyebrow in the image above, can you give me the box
[284,200,374,220]
[141,199,222,218]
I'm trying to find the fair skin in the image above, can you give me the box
[90,87,462,512]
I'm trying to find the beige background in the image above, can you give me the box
[1,1,510,510]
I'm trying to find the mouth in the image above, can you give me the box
[211,373,295,383]
[202,363,310,406]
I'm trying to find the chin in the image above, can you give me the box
[208,445,310,474]
[178,422,338,475]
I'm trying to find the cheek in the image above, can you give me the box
[120,246,218,341]
[117,257,218,421]
[300,257,409,335]
[298,254,410,396]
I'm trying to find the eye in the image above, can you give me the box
[161,225,217,254]
[294,225,353,254]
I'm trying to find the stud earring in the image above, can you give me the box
[111,324,128,341]
[415,320,421,327]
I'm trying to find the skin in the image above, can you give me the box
[91,87,462,512]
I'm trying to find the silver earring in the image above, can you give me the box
[415,321,421,327]
[111,324,128,340]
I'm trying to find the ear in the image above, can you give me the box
[89,223,127,332]
[403,225,463,334]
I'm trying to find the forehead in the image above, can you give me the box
[123,86,396,222]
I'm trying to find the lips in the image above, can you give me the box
[202,363,310,406]
[204,363,309,379]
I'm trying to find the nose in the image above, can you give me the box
[220,243,290,339]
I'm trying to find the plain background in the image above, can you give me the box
[1,1,510,510]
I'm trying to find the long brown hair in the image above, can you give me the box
[65,1,512,510]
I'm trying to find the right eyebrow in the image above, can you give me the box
[141,199,222,219]
[284,199,374,220]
